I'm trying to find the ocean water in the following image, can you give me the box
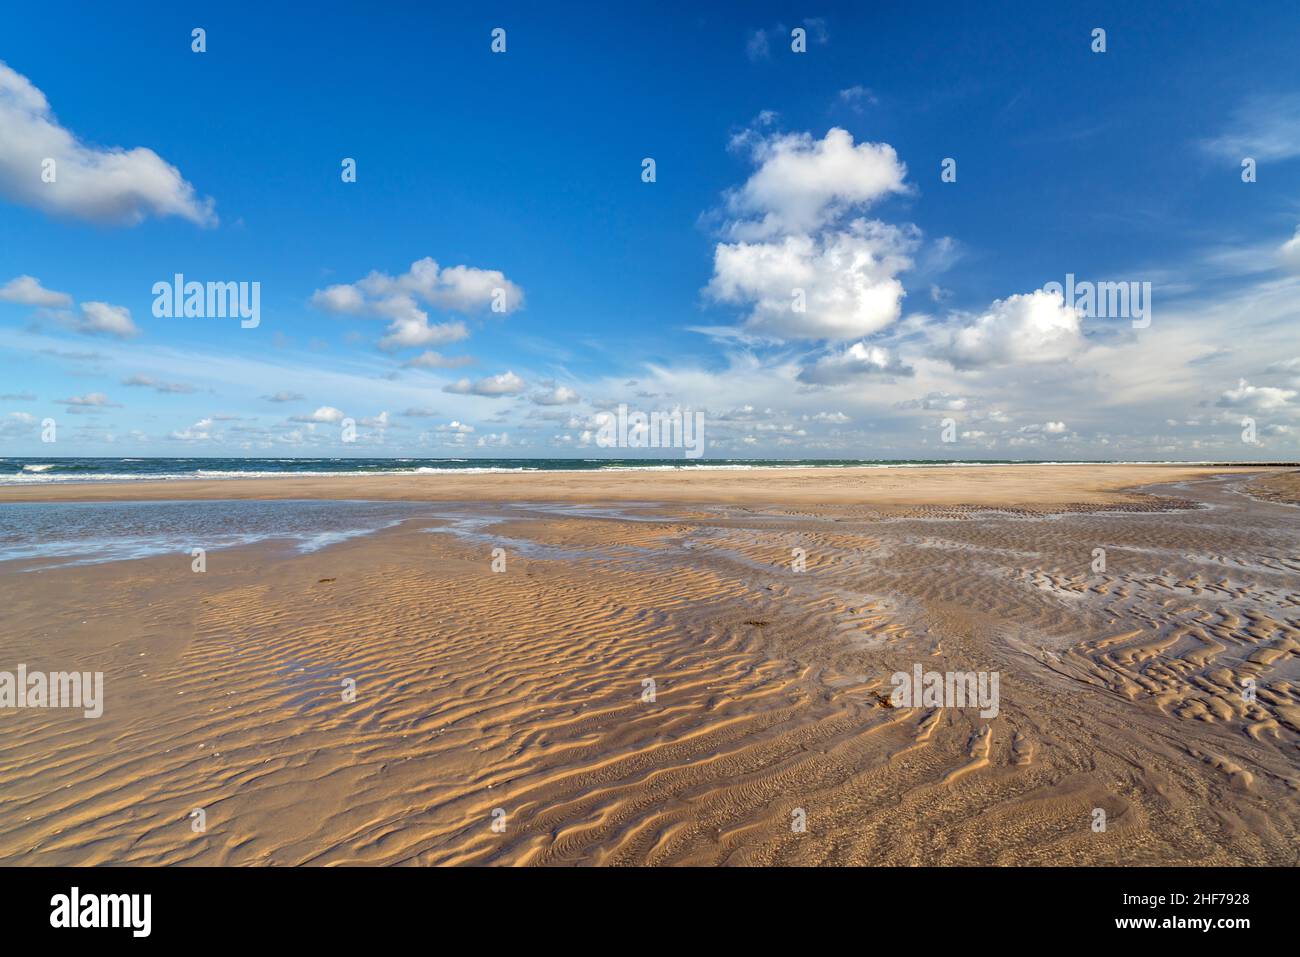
[0,456,1259,485]
[0,499,435,569]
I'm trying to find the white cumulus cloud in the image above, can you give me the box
[443,370,526,397]
[532,385,580,405]
[311,257,523,353]
[724,127,909,240]
[72,302,138,338]
[0,60,215,226]
[291,406,346,423]
[1216,378,1296,412]
[708,220,915,340]
[0,274,71,307]
[378,319,468,352]
[797,341,913,385]
[706,127,915,342]
[939,289,1086,369]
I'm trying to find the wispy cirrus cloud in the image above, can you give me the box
[1201,93,1300,162]
[1280,226,1300,272]
[122,374,196,394]
[837,85,877,112]
[403,350,475,370]
[745,19,829,62]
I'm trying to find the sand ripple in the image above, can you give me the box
[0,473,1296,865]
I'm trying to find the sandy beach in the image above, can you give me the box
[0,464,1296,865]
[0,462,1277,506]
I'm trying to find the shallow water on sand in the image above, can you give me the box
[0,499,437,568]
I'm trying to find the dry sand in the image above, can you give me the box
[0,464,1296,865]
[0,463,1272,507]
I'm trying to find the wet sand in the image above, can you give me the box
[0,465,1296,865]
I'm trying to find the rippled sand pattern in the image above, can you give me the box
[0,474,1296,865]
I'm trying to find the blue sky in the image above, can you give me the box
[2,1,1299,459]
